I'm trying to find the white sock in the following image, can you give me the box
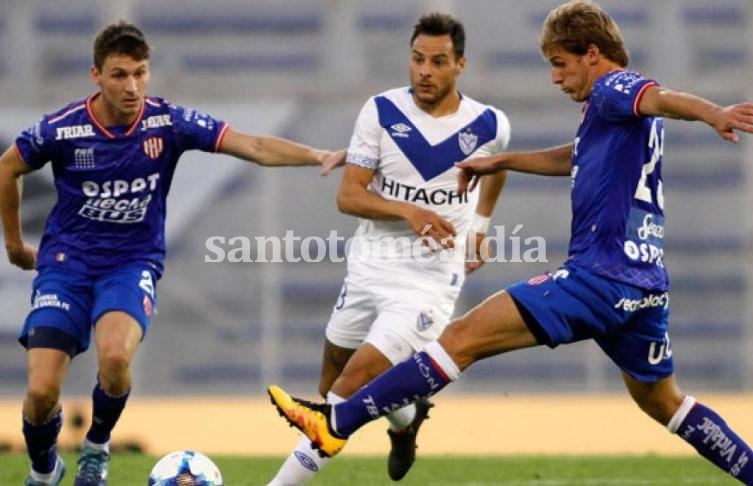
[266,434,329,486]
[266,392,345,486]
[424,341,461,381]
[30,456,61,481]
[386,403,416,431]
[83,438,110,454]
[666,395,696,433]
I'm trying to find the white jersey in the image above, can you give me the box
[346,87,510,277]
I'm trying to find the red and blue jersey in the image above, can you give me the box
[567,70,668,291]
[15,94,228,276]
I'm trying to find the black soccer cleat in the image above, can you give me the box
[387,398,434,481]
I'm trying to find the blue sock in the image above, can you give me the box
[332,351,451,437]
[675,401,753,484]
[23,410,62,474]
[86,380,129,444]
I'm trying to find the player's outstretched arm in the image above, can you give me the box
[638,87,753,144]
[0,146,37,270]
[218,127,346,175]
[457,144,573,193]
[338,164,456,249]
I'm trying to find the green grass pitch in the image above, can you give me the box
[0,453,742,485]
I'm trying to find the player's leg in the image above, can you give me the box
[602,290,753,484]
[267,278,375,486]
[75,265,154,486]
[20,268,92,486]
[23,347,71,486]
[366,295,453,481]
[269,289,538,457]
[623,373,753,484]
[267,340,356,486]
[318,339,355,398]
[74,310,142,486]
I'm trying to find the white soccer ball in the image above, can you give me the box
[148,450,224,486]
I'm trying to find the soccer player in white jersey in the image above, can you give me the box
[0,21,344,486]
[267,13,510,485]
[268,2,753,484]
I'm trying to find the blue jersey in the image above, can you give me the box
[568,70,667,291]
[15,94,228,276]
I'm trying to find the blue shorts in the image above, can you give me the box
[19,263,158,357]
[507,265,673,383]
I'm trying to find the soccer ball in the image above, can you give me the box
[148,450,223,486]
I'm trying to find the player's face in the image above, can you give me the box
[91,54,150,124]
[409,34,465,111]
[546,47,592,103]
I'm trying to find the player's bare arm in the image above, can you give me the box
[466,170,507,274]
[638,87,753,144]
[338,164,456,248]
[0,146,36,270]
[218,127,346,173]
[457,143,573,193]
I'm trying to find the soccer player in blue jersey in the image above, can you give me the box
[0,21,344,486]
[267,13,509,485]
[268,1,753,483]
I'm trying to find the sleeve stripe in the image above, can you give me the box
[346,153,377,170]
[633,81,657,117]
[214,122,229,152]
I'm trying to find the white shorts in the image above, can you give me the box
[325,261,463,364]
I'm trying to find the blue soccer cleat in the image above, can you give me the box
[74,443,110,486]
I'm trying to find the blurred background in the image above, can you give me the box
[0,0,751,406]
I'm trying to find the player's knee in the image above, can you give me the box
[97,346,132,378]
[438,320,475,366]
[25,383,60,417]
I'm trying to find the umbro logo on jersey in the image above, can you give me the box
[143,137,164,159]
[390,123,412,138]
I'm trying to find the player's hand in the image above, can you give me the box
[405,207,456,249]
[712,103,753,144]
[319,149,347,176]
[465,231,493,274]
[6,242,37,270]
[456,155,506,193]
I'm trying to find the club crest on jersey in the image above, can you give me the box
[527,273,551,286]
[417,310,435,332]
[458,129,478,155]
[143,137,164,160]
[143,295,153,317]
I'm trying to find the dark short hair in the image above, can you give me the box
[539,0,629,67]
[93,21,150,70]
[410,13,466,60]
